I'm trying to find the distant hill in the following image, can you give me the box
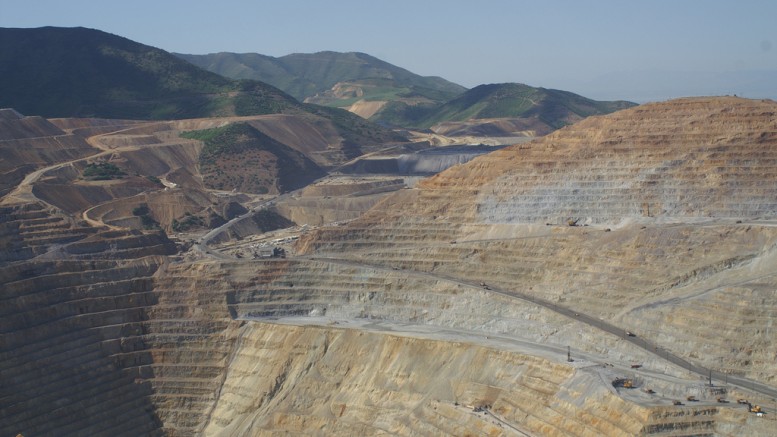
[414,83,637,136]
[178,52,634,133]
[177,51,466,103]
[177,51,466,122]
[0,27,403,152]
[0,27,306,119]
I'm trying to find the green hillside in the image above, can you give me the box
[178,52,634,131]
[0,27,307,119]
[0,27,632,137]
[412,83,636,129]
[176,51,466,103]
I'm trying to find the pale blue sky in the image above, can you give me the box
[2,0,776,101]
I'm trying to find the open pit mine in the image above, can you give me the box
[2,97,777,436]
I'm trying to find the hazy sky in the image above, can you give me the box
[2,0,776,102]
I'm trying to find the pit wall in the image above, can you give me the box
[202,322,651,436]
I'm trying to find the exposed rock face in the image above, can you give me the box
[299,98,777,384]
[0,202,176,435]
[203,322,646,436]
[3,97,777,436]
[420,97,777,224]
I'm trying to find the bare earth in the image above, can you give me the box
[2,97,777,436]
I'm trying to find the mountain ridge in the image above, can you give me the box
[179,50,636,133]
[0,26,404,155]
[0,26,299,119]
[176,50,466,104]
[416,82,636,133]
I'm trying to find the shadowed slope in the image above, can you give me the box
[0,27,300,120]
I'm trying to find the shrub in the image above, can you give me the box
[171,214,205,232]
[132,204,150,216]
[140,214,159,230]
[83,162,125,180]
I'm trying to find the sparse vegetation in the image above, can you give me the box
[171,214,205,232]
[132,205,150,216]
[181,122,326,194]
[139,214,160,230]
[83,162,126,180]
[251,209,294,233]
[145,175,163,185]
[130,203,159,230]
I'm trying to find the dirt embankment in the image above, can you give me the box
[346,100,387,119]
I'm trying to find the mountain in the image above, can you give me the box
[0,26,404,156]
[179,51,634,133]
[176,51,466,106]
[0,27,308,119]
[413,83,636,135]
[177,51,469,123]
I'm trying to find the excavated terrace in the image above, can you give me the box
[2,97,777,436]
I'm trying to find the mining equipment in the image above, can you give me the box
[613,378,634,389]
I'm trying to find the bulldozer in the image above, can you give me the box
[749,405,762,413]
